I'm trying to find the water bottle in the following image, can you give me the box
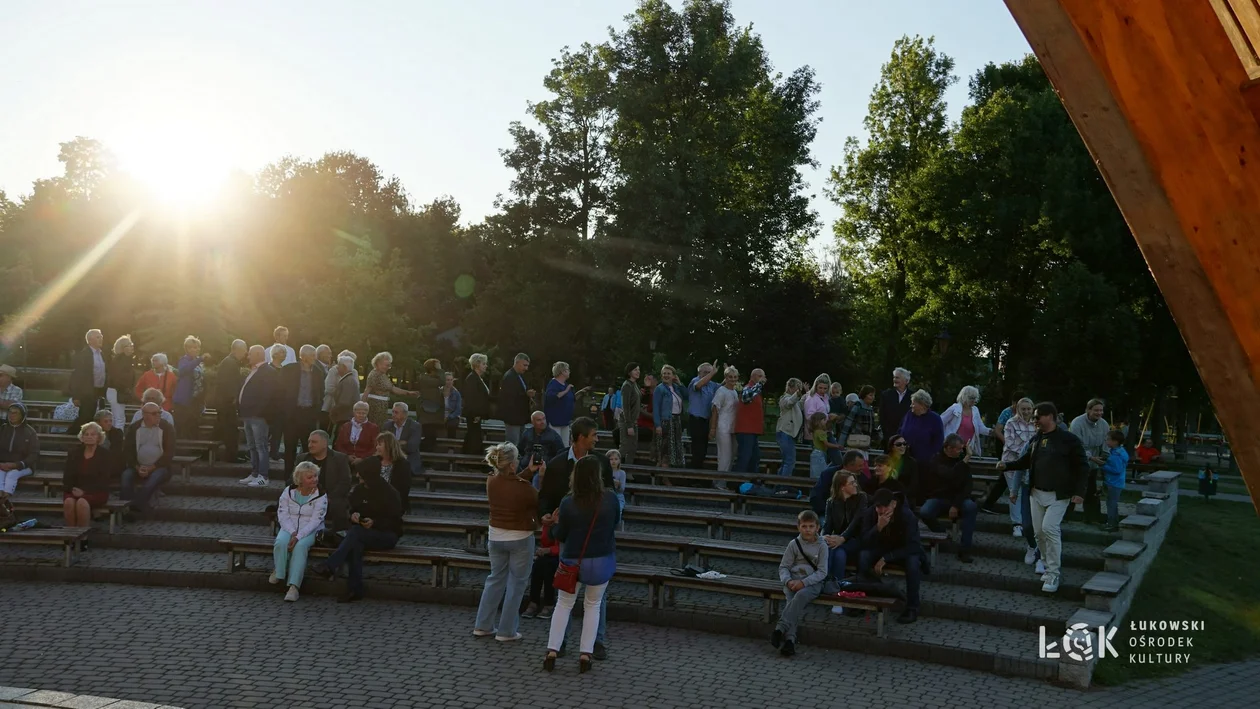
[8,519,37,531]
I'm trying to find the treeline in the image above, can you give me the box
[0,1,1207,438]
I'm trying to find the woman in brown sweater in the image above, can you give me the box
[472,441,542,642]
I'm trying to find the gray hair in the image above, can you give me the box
[552,361,570,377]
[93,409,113,423]
[150,352,168,367]
[337,349,357,361]
[723,366,740,379]
[248,344,266,360]
[112,335,133,354]
[845,392,859,405]
[698,362,715,375]
[392,401,410,413]
[468,353,488,369]
[337,355,355,369]
[78,421,104,443]
[893,367,912,381]
[85,329,102,343]
[183,335,201,352]
[292,461,320,486]
[140,387,165,405]
[270,344,287,361]
[956,385,980,405]
[910,389,933,408]
[230,339,247,353]
[309,429,331,444]
[372,352,392,368]
[513,352,530,364]
[352,401,370,412]
[299,344,317,357]
[315,344,332,356]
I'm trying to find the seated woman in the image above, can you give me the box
[62,422,116,538]
[373,430,411,511]
[335,401,379,466]
[272,461,328,602]
[544,455,621,674]
[822,471,867,598]
[94,409,125,451]
[311,457,402,602]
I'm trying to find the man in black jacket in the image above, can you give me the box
[463,354,491,455]
[497,353,534,447]
[876,366,913,449]
[917,434,977,563]
[312,457,402,603]
[856,487,925,624]
[214,340,248,464]
[281,345,327,475]
[69,328,108,435]
[998,401,1087,594]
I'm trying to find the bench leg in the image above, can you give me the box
[762,597,771,624]
[876,609,886,638]
[108,512,117,535]
[64,543,72,568]
[227,550,236,573]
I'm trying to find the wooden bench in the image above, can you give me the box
[219,536,472,586]
[38,432,219,464]
[9,497,129,534]
[36,450,198,484]
[687,537,912,578]
[712,512,946,564]
[16,471,63,497]
[621,463,815,490]
[621,506,722,536]
[0,526,91,567]
[624,483,742,513]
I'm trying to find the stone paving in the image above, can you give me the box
[2,582,1255,709]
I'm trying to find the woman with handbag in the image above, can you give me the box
[473,441,541,642]
[837,385,877,451]
[543,455,620,674]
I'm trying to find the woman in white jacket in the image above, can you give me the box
[940,385,991,458]
[272,461,328,602]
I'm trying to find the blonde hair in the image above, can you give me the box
[112,335,133,355]
[183,335,201,353]
[78,421,104,443]
[552,361,570,377]
[372,351,392,368]
[605,449,622,467]
[484,442,520,475]
[292,461,320,486]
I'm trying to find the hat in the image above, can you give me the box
[0,364,15,378]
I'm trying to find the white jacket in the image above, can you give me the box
[277,485,328,541]
[940,403,992,457]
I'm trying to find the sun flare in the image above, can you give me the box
[114,124,235,208]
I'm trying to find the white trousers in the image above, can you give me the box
[1030,488,1070,576]
[106,388,125,430]
[715,433,735,472]
[547,582,607,655]
[2,467,33,495]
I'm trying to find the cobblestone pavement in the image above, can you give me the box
[2,582,1255,709]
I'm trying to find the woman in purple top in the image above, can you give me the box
[898,389,944,464]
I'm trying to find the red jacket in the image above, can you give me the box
[335,419,379,460]
[134,369,178,411]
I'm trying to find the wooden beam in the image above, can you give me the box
[1005,0,1260,509]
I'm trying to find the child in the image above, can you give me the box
[808,412,841,479]
[606,449,626,511]
[1100,430,1129,532]
[522,517,561,620]
[770,509,838,657]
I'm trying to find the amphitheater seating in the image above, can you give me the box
[0,525,91,567]
[9,497,128,534]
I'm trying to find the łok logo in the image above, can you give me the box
[1040,623,1119,661]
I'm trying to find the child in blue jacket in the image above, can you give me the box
[1101,431,1129,532]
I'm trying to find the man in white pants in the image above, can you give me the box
[709,367,741,472]
[997,401,1087,594]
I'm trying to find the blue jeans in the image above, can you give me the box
[734,433,760,474]
[474,536,535,638]
[919,498,978,550]
[809,450,828,479]
[242,417,270,477]
[273,530,317,587]
[325,525,399,595]
[859,549,921,611]
[1106,484,1122,527]
[775,432,797,477]
[827,537,862,579]
[120,467,169,512]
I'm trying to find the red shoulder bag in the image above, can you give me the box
[552,502,601,594]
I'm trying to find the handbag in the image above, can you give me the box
[553,502,601,595]
[846,434,871,449]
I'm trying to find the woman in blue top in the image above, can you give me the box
[651,365,689,469]
[543,455,620,674]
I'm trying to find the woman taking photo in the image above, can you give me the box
[652,365,688,469]
[62,422,117,533]
[775,378,805,478]
[544,455,620,674]
[271,461,328,602]
[473,442,540,642]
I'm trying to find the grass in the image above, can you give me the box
[1092,496,1260,685]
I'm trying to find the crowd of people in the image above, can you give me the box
[0,326,1155,662]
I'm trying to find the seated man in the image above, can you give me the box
[916,433,978,563]
[312,457,402,603]
[1135,436,1162,466]
[808,451,865,516]
[122,402,176,516]
[0,403,38,498]
[857,487,925,624]
[300,429,352,534]
[770,509,837,657]
[519,410,564,471]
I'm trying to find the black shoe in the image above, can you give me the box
[779,639,795,657]
[770,629,784,648]
[337,592,363,603]
[897,609,918,624]
[542,653,556,672]
[957,550,974,563]
[311,563,335,582]
[592,641,608,661]
[579,655,593,673]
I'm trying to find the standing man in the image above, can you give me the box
[733,368,767,474]
[214,340,248,464]
[498,353,533,446]
[544,361,586,447]
[281,345,326,475]
[463,354,491,455]
[998,402,1087,594]
[237,345,278,487]
[69,328,108,435]
[687,361,720,470]
[271,326,296,366]
[877,367,913,448]
[1069,399,1110,525]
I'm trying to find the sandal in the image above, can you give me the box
[543,651,557,672]
[579,653,592,673]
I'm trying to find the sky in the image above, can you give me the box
[0,0,1032,249]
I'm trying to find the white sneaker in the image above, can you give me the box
[268,572,280,585]
[472,629,495,637]
[284,586,299,602]
[495,632,523,642]
[1012,525,1023,538]
[1041,572,1061,593]
[248,476,269,487]
[1023,547,1037,565]
[238,474,256,485]
[1035,559,1046,575]
[831,605,847,615]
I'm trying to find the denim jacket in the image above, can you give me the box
[652,382,689,427]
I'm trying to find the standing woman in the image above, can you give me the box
[543,455,620,673]
[133,353,177,412]
[615,363,642,464]
[1003,398,1039,546]
[837,385,877,451]
[802,375,832,437]
[651,365,688,469]
[941,385,991,459]
[373,430,411,509]
[775,378,805,478]
[709,367,741,472]
[463,353,491,455]
[62,422,116,532]
[363,352,419,426]
[474,442,540,642]
[416,358,445,453]
[899,390,944,464]
[106,335,135,428]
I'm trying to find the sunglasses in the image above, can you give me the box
[892,441,907,448]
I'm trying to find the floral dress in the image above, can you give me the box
[364,369,394,425]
